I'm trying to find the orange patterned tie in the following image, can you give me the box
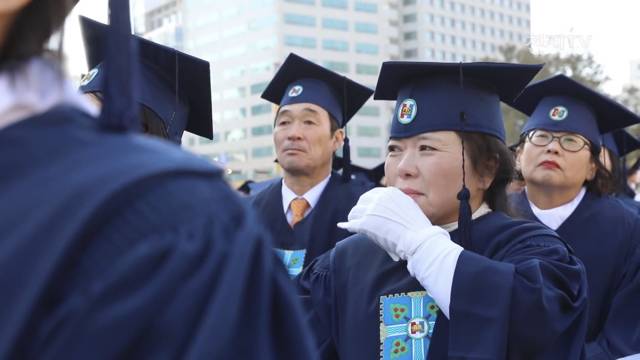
[290,197,310,227]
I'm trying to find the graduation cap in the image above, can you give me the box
[375,61,543,142]
[261,53,374,182]
[375,61,543,248]
[79,16,213,143]
[602,130,640,158]
[332,156,385,186]
[512,74,640,152]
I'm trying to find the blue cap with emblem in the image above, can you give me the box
[79,16,213,143]
[261,52,374,182]
[261,53,373,128]
[374,61,543,249]
[512,74,640,152]
[374,61,543,142]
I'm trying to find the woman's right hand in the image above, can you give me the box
[337,187,446,261]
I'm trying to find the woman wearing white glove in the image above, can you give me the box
[298,62,589,360]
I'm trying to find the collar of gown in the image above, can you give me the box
[0,58,99,132]
[440,202,492,232]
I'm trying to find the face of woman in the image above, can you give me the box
[518,130,596,192]
[384,131,492,226]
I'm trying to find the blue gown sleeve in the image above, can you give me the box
[584,240,640,359]
[450,234,589,359]
[297,249,340,360]
[24,174,315,359]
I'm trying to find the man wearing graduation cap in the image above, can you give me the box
[78,16,213,144]
[509,74,640,359]
[0,1,314,357]
[251,53,374,277]
[299,62,589,359]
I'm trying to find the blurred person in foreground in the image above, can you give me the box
[0,0,313,358]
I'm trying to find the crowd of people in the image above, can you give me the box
[0,0,638,359]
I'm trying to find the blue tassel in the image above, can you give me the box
[457,186,472,249]
[100,0,139,132]
[342,136,351,182]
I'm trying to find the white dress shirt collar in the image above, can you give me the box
[440,202,493,232]
[281,174,332,221]
[527,187,586,231]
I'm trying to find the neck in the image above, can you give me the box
[283,168,331,196]
[526,184,583,209]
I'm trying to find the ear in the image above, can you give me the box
[586,157,597,181]
[332,128,345,152]
[478,159,498,191]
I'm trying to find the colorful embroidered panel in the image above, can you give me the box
[379,291,439,359]
[274,248,306,277]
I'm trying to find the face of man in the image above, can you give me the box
[273,102,344,178]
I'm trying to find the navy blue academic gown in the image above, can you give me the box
[251,172,370,276]
[299,211,589,359]
[614,186,640,215]
[511,191,640,359]
[0,106,314,359]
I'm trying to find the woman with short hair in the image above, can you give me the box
[510,74,640,359]
[299,62,589,359]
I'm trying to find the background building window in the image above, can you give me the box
[403,31,417,40]
[358,105,380,116]
[324,61,349,73]
[355,22,378,34]
[356,63,378,75]
[322,18,348,31]
[356,125,381,137]
[252,146,274,158]
[322,0,347,9]
[251,125,273,137]
[284,35,316,48]
[323,39,349,52]
[283,13,316,27]
[355,1,378,12]
[251,103,272,116]
[357,147,382,158]
[355,42,379,55]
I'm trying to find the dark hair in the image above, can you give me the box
[514,131,616,196]
[457,132,515,214]
[602,147,626,195]
[140,105,169,139]
[273,106,341,135]
[0,0,77,66]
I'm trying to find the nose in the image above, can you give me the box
[397,150,419,179]
[544,138,561,155]
[285,121,303,141]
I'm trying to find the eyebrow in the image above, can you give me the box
[278,107,320,116]
[415,134,442,142]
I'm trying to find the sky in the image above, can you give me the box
[529,0,640,94]
[63,0,640,96]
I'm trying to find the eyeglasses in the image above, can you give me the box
[526,130,590,153]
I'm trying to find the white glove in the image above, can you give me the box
[338,187,463,318]
[338,187,444,260]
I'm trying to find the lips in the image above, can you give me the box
[539,160,560,169]
[400,187,424,197]
[282,146,306,154]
